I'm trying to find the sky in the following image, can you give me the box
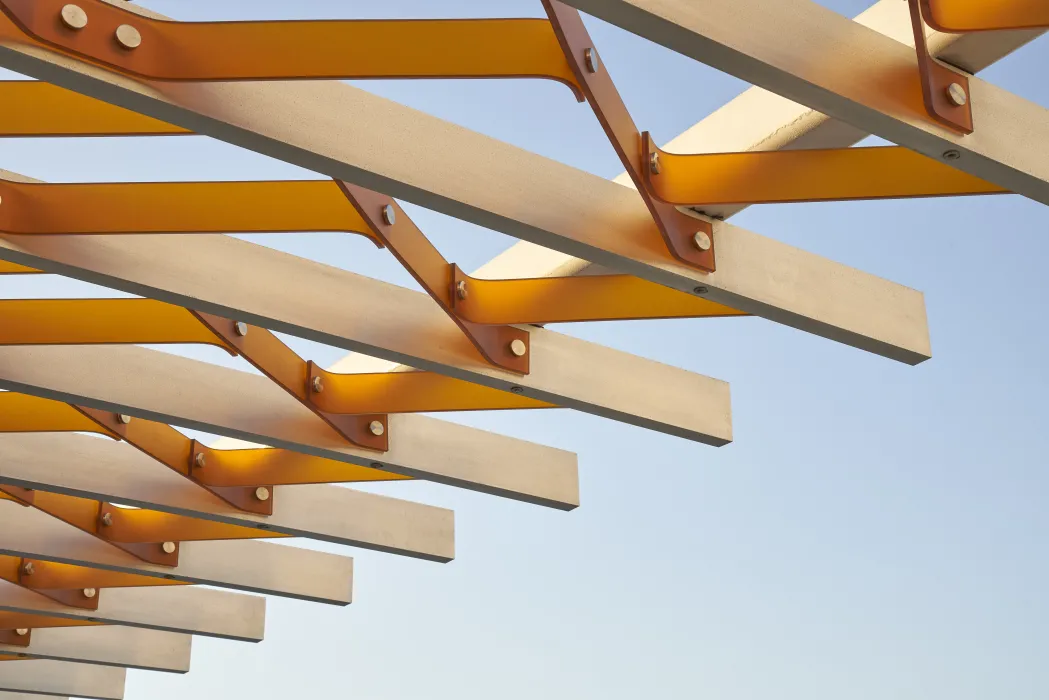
[1,1,1048,699]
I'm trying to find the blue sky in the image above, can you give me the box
[2,1,1048,698]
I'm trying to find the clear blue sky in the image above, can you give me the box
[2,1,1048,698]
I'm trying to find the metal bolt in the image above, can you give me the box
[455,280,468,300]
[21,562,34,576]
[369,462,384,470]
[254,486,271,502]
[100,512,113,527]
[14,628,28,636]
[368,420,385,437]
[234,321,249,337]
[509,339,527,357]
[584,47,599,74]
[60,4,88,30]
[943,149,961,160]
[692,230,712,252]
[946,82,968,107]
[161,541,177,554]
[117,414,132,425]
[510,386,524,394]
[194,452,206,469]
[115,24,142,50]
[382,204,396,226]
[649,151,661,175]
[311,375,324,393]
[82,587,97,599]
[693,286,708,295]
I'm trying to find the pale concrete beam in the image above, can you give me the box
[0,582,265,642]
[0,501,353,605]
[0,433,455,561]
[0,626,191,673]
[560,0,1049,203]
[0,660,125,700]
[0,8,927,364]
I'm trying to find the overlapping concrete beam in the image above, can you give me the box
[0,625,191,673]
[0,432,455,560]
[0,3,928,364]
[559,0,1049,204]
[0,660,125,699]
[0,581,265,642]
[0,501,353,605]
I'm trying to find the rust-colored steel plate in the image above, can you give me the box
[543,0,715,272]
[0,0,582,95]
[0,628,30,647]
[908,0,974,134]
[921,0,1049,31]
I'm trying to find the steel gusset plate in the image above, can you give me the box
[920,0,1049,32]
[0,628,30,648]
[12,559,101,610]
[907,0,974,134]
[542,0,715,272]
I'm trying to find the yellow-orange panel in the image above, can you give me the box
[922,0,1049,31]
[0,393,112,435]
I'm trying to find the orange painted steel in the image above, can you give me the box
[450,269,746,324]
[0,611,101,630]
[0,392,411,488]
[641,141,1008,206]
[0,179,384,245]
[543,0,716,273]
[908,0,974,134]
[0,0,582,97]
[0,556,183,591]
[920,0,1049,31]
[0,261,41,275]
[337,181,532,374]
[0,81,187,137]
[0,629,30,648]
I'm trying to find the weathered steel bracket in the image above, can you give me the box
[640,135,1006,206]
[920,0,1049,32]
[75,406,275,516]
[336,181,531,374]
[907,0,974,134]
[0,0,582,96]
[0,486,34,507]
[543,0,716,272]
[13,559,101,611]
[0,628,30,647]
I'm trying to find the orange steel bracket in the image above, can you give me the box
[907,0,974,134]
[0,0,582,97]
[542,0,715,273]
[5,558,100,610]
[0,628,30,648]
[920,0,1049,31]
[337,181,532,374]
[640,137,1007,206]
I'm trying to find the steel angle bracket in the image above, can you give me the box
[639,136,1008,207]
[0,628,30,648]
[336,181,531,374]
[920,0,1049,32]
[6,558,102,610]
[0,0,583,95]
[542,1,715,272]
[72,406,276,516]
[907,0,974,134]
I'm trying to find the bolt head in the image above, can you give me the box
[311,375,324,393]
[649,151,661,175]
[82,587,97,599]
[382,204,396,226]
[693,286,708,295]
[117,414,132,425]
[368,420,385,437]
[510,386,524,394]
[14,628,28,636]
[234,321,249,337]
[21,562,34,576]
[455,280,468,301]
[100,512,113,527]
[946,82,968,107]
[692,230,711,251]
[584,47,599,74]
[161,541,177,554]
[254,486,271,502]
[943,149,962,161]
[369,461,384,470]
[194,452,207,469]
[509,338,527,357]
[115,24,142,50]
[60,4,88,30]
